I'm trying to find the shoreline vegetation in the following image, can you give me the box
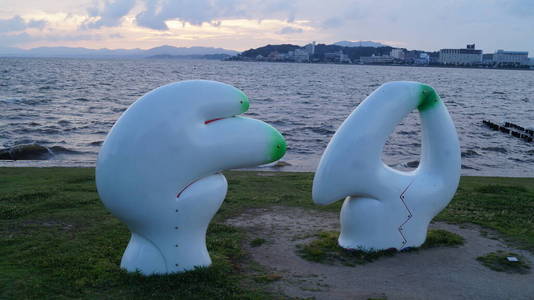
[1,168,533,298]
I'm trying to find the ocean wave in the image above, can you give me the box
[0,143,82,161]
[461,150,481,158]
[482,146,507,154]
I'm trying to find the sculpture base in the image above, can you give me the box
[338,196,429,251]
[121,233,212,275]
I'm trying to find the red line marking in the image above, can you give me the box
[204,118,223,124]
[176,178,201,198]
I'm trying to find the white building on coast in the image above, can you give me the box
[439,44,482,65]
[493,50,529,66]
[359,55,394,64]
[390,48,405,60]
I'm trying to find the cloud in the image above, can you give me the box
[0,15,48,33]
[109,33,123,39]
[505,0,534,16]
[134,0,296,30]
[135,0,168,30]
[0,32,33,45]
[0,30,116,47]
[27,19,47,29]
[83,0,136,29]
[278,26,303,34]
[321,17,344,29]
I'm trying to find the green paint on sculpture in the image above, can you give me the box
[238,90,250,113]
[268,128,287,162]
[235,89,284,162]
[417,84,440,112]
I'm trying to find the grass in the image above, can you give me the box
[252,273,283,283]
[423,228,465,248]
[434,177,534,252]
[296,229,464,266]
[477,251,531,274]
[0,168,267,299]
[0,168,533,298]
[250,238,267,247]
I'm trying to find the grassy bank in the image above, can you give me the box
[1,168,533,298]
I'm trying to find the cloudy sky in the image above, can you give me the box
[0,0,533,53]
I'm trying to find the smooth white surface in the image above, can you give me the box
[313,81,461,251]
[96,80,285,275]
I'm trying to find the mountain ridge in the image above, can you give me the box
[334,40,389,48]
[0,45,239,58]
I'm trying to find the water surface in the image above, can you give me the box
[1,58,533,177]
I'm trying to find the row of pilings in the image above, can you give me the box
[483,120,533,143]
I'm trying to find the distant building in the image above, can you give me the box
[325,50,351,63]
[267,51,284,61]
[292,49,310,62]
[482,53,494,65]
[439,44,482,65]
[404,50,422,63]
[413,53,430,65]
[304,41,316,55]
[493,50,529,66]
[390,48,405,60]
[360,55,394,64]
[428,52,440,64]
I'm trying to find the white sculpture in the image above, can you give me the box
[313,81,460,251]
[96,80,286,275]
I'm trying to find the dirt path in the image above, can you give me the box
[225,206,534,300]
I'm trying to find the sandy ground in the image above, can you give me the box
[225,206,534,300]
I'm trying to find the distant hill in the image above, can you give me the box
[314,44,393,60]
[0,45,239,58]
[235,43,394,61]
[334,41,390,48]
[239,44,301,58]
[146,54,233,60]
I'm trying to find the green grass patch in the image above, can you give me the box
[296,229,464,266]
[435,177,534,252]
[250,238,267,247]
[422,229,465,248]
[0,168,270,299]
[252,273,283,283]
[477,251,531,274]
[296,231,395,266]
[475,184,528,194]
[0,168,533,298]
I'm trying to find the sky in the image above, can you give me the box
[0,0,533,54]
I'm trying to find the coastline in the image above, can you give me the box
[229,59,534,72]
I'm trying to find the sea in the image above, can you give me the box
[1,58,533,177]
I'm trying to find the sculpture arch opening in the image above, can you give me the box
[381,110,422,172]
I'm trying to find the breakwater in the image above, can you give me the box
[483,120,534,143]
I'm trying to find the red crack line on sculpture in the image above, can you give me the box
[398,180,415,249]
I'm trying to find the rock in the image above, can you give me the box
[0,149,10,160]
[49,145,79,155]
[0,144,51,160]
[272,161,292,168]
